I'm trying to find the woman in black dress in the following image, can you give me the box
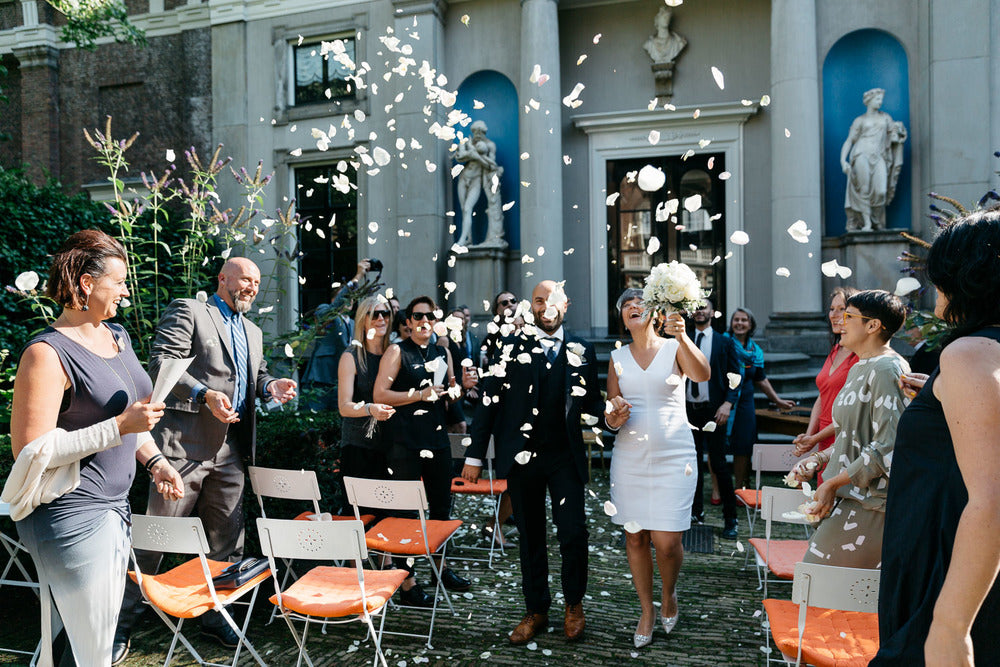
[873,208,1000,666]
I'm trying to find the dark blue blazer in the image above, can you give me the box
[692,327,743,408]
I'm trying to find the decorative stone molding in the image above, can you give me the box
[391,0,447,22]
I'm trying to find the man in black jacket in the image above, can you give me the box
[686,300,743,539]
[463,280,629,646]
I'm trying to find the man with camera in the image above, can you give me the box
[301,259,380,410]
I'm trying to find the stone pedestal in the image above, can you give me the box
[822,230,910,294]
[454,246,508,328]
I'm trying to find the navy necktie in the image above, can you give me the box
[545,338,559,363]
[691,332,704,398]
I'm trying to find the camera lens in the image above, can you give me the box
[368,258,383,272]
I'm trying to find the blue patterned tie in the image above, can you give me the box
[230,313,249,416]
[545,338,558,363]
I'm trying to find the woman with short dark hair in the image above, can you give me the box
[873,208,1000,666]
[791,289,908,568]
[4,229,184,665]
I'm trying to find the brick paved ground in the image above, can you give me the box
[0,470,805,666]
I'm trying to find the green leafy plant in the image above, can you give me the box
[46,0,146,50]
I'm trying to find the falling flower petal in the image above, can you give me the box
[684,462,693,476]
[593,33,602,44]
[372,146,391,167]
[603,501,618,517]
[284,344,294,357]
[637,165,666,192]
[165,149,175,162]
[646,236,660,255]
[420,449,434,459]
[606,192,620,206]
[702,421,717,433]
[460,13,470,25]
[761,94,771,106]
[648,130,661,145]
[727,372,742,390]
[514,450,532,465]
[894,277,921,296]
[730,230,750,245]
[711,66,725,90]
[683,194,702,212]
[775,267,791,278]
[787,219,812,244]
[623,521,642,533]
[562,82,586,108]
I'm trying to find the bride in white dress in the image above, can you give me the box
[606,288,709,648]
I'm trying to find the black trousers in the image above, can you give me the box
[687,402,737,521]
[387,444,453,521]
[506,447,588,613]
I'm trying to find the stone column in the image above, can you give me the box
[14,45,60,184]
[518,0,564,293]
[387,0,450,302]
[766,0,826,353]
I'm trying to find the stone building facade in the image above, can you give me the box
[1,0,999,347]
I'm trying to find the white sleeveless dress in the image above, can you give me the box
[609,340,697,532]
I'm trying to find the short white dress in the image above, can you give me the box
[609,341,697,532]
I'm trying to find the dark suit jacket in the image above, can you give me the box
[150,297,276,463]
[469,331,605,482]
[302,288,353,387]
[691,327,743,408]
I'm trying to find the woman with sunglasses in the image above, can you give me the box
[375,296,477,598]
[790,289,908,568]
[479,291,520,368]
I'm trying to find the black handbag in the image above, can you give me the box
[211,557,270,590]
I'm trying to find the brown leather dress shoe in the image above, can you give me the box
[509,612,548,645]
[564,602,585,641]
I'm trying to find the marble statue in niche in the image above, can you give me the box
[455,120,506,247]
[840,88,908,231]
[643,7,687,101]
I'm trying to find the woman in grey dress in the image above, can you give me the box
[6,230,184,665]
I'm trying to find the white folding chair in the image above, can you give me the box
[748,487,814,598]
[447,434,508,567]
[736,444,811,540]
[763,562,880,666]
[0,502,41,665]
[257,517,407,667]
[129,514,269,667]
[342,477,463,648]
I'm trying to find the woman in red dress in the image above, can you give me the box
[792,287,859,483]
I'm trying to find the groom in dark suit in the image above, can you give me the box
[686,299,743,539]
[464,280,629,645]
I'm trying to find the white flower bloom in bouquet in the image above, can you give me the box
[642,260,708,315]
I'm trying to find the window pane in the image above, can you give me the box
[294,38,355,105]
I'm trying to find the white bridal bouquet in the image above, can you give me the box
[642,260,708,315]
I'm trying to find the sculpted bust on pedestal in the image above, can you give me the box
[840,88,907,231]
[455,120,506,247]
[643,7,687,100]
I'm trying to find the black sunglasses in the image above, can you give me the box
[410,311,438,321]
[499,298,516,307]
[371,310,391,320]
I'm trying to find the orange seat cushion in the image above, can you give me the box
[450,477,508,495]
[128,559,270,619]
[292,512,376,526]
[749,538,809,579]
[763,598,879,667]
[270,566,408,618]
[365,517,463,555]
[735,488,761,508]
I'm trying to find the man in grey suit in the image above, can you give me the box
[113,257,296,663]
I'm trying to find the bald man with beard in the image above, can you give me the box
[464,281,629,646]
[113,258,296,662]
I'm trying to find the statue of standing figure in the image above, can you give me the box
[455,120,506,247]
[840,88,908,231]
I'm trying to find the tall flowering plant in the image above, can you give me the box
[642,260,708,315]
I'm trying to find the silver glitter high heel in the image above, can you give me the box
[633,619,653,648]
[660,611,679,634]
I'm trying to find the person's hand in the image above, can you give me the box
[150,459,185,501]
[605,395,632,429]
[925,619,974,667]
[368,403,395,421]
[462,464,482,483]
[461,366,478,390]
[205,390,239,424]
[268,378,297,403]
[714,401,732,426]
[899,372,929,400]
[117,400,166,435]
[663,312,686,339]
[354,260,370,282]
[811,479,838,519]
[421,385,446,401]
[793,433,817,457]
[466,387,480,400]
[790,458,817,484]
[774,397,796,411]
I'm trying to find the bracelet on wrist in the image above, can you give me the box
[144,453,165,475]
[366,403,374,416]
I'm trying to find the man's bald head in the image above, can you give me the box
[531,280,568,334]
[217,257,261,313]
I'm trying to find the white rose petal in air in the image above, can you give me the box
[637,165,666,192]
[718,171,732,181]
[14,271,39,291]
[372,146,391,167]
[165,149,175,162]
[284,344,294,357]
[727,373,742,390]
[605,192,620,206]
[514,451,532,465]
[684,194,702,212]
[894,277,921,296]
[648,130,661,145]
[570,386,586,397]
[646,236,661,255]
[702,421,717,433]
[603,501,618,517]
[425,160,437,173]
[419,449,434,459]
[623,521,642,534]
[562,82,585,108]
[684,462,693,476]
[711,66,725,90]
[775,267,791,278]
[118,298,131,309]
[787,220,812,244]
[196,291,208,303]
[761,94,771,106]
[730,230,750,245]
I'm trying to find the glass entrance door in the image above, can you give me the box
[606,153,726,335]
